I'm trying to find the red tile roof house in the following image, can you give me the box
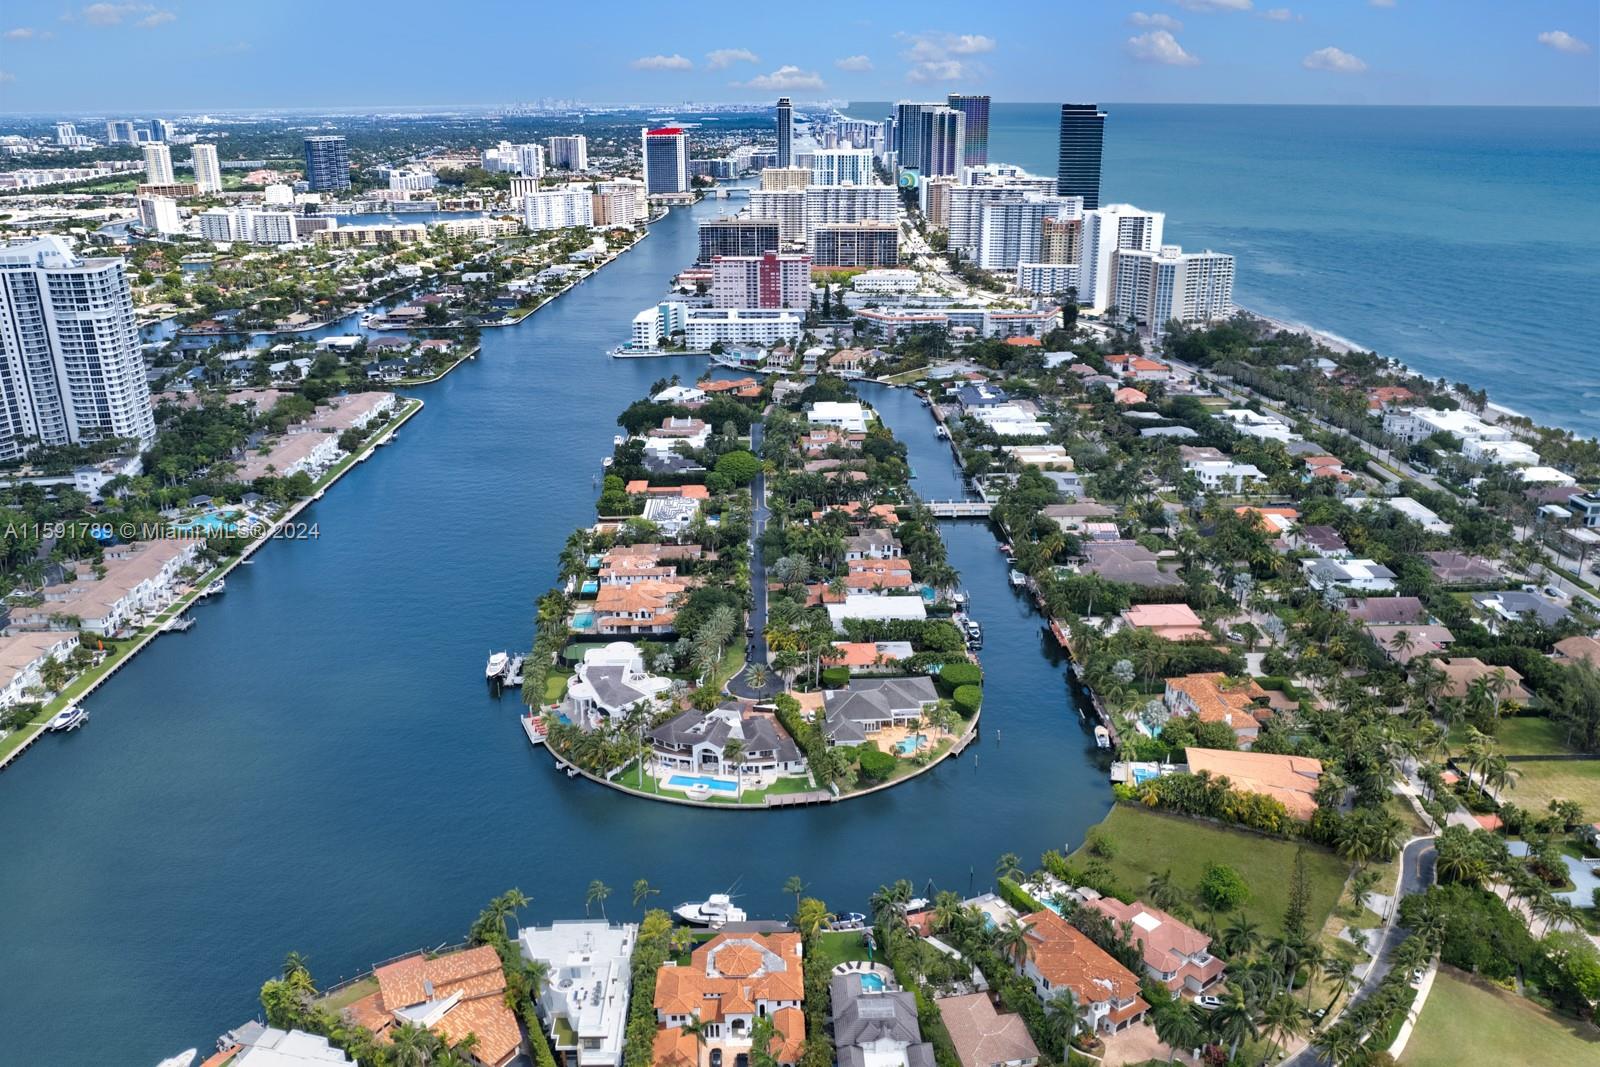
[1015,909,1149,1037]
[1081,899,1224,995]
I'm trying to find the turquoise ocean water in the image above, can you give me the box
[852,103,1600,436]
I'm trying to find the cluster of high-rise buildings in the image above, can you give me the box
[101,117,175,145]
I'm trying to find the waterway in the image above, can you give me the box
[0,192,1109,1063]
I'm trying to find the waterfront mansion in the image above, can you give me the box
[653,932,806,1067]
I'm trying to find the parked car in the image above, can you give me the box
[1198,995,1223,1010]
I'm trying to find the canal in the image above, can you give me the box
[0,194,1111,1064]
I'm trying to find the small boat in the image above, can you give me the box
[163,615,195,633]
[47,705,88,732]
[951,591,968,609]
[1094,725,1112,749]
[156,1052,197,1067]
[238,558,254,565]
[675,893,747,928]
[200,578,225,597]
[935,425,949,439]
[566,766,580,778]
[486,651,510,682]
[826,912,868,930]
[601,456,614,469]
[1008,569,1026,589]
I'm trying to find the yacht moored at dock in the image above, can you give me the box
[47,705,88,732]
[674,893,746,928]
[163,615,196,633]
[485,651,510,688]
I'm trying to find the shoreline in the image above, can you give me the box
[1237,304,1544,432]
[0,224,654,774]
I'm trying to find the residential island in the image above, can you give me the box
[2,45,1599,1067]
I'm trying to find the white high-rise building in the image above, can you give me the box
[136,196,183,235]
[803,185,898,233]
[592,179,646,226]
[547,135,589,172]
[976,194,1082,272]
[142,143,174,186]
[386,169,438,192]
[263,183,294,206]
[516,143,546,180]
[683,308,802,349]
[523,189,594,232]
[1081,204,1165,314]
[945,167,1057,261]
[54,123,77,146]
[189,143,222,194]
[0,236,155,460]
[749,189,807,245]
[810,149,876,187]
[1111,245,1234,333]
[710,252,812,310]
[250,211,299,245]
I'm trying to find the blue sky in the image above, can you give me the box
[0,0,1596,112]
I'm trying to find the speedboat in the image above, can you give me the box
[1008,569,1026,589]
[156,1052,196,1067]
[675,893,747,928]
[485,651,510,682]
[1094,725,1112,749]
[826,912,868,930]
[47,705,88,732]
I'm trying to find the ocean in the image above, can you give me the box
[850,103,1600,437]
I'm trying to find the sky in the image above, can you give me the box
[0,0,1596,113]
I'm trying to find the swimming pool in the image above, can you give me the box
[1131,768,1159,785]
[667,774,739,793]
[896,734,928,755]
[177,511,241,533]
[571,610,596,629]
[859,973,886,993]
[579,580,599,595]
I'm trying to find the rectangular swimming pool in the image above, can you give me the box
[667,774,739,793]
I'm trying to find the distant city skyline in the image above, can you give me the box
[1,0,1596,113]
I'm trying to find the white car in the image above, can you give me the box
[1198,995,1223,1010]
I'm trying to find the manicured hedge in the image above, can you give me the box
[820,666,851,689]
[938,662,983,690]
[952,684,982,716]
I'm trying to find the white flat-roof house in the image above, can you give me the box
[807,401,871,433]
[1302,557,1397,593]
[520,921,638,1067]
[565,642,673,729]
[826,594,927,632]
[1221,408,1300,443]
[1382,407,1541,467]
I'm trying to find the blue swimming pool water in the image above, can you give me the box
[860,973,886,993]
[178,514,234,533]
[571,610,596,629]
[579,580,598,595]
[896,734,927,755]
[919,586,936,601]
[667,774,738,793]
[1132,768,1159,785]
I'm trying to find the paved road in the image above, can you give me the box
[727,419,779,700]
[1280,836,1436,1067]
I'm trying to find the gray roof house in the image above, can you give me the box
[844,529,902,560]
[1080,541,1183,588]
[830,973,935,1067]
[650,703,806,776]
[1471,590,1570,632]
[823,677,940,744]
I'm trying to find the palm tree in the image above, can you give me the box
[1259,992,1308,1054]
[783,875,806,914]
[994,852,1024,884]
[586,879,611,921]
[1313,1020,1364,1067]
[794,897,833,939]
[993,918,1036,966]
[1320,957,1356,1016]
[633,879,659,909]
[1152,1000,1204,1064]
[1208,987,1259,1063]
[1043,990,1085,1058]
[679,1016,712,1067]
[1221,913,1261,960]
[1145,869,1182,911]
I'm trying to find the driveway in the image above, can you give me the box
[727,419,779,699]
[1279,836,1436,1066]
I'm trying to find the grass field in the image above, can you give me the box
[815,930,874,968]
[1068,807,1350,932]
[1402,967,1599,1067]
[1448,714,1600,813]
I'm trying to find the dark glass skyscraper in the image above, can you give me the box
[1056,103,1106,209]
[776,97,793,168]
[947,94,990,166]
[302,134,351,191]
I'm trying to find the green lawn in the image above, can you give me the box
[315,976,378,1012]
[815,930,874,968]
[1501,760,1600,813]
[1067,807,1350,932]
[541,668,572,706]
[1402,967,1599,1067]
[611,762,814,806]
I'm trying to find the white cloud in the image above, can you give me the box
[1302,46,1367,73]
[1174,0,1251,12]
[737,65,826,91]
[1127,30,1200,66]
[73,4,174,27]
[907,59,967,83]
[1260,8,1293,21]
[898,31,995,84]
[137,10,174,27]
[0,70,14,83]
[4,27,35,39]
[705,48,759,70]
[631,54,693,71]
[1537,30,1591,55]
[1129,12,1183,31]
[834,55,874,72]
